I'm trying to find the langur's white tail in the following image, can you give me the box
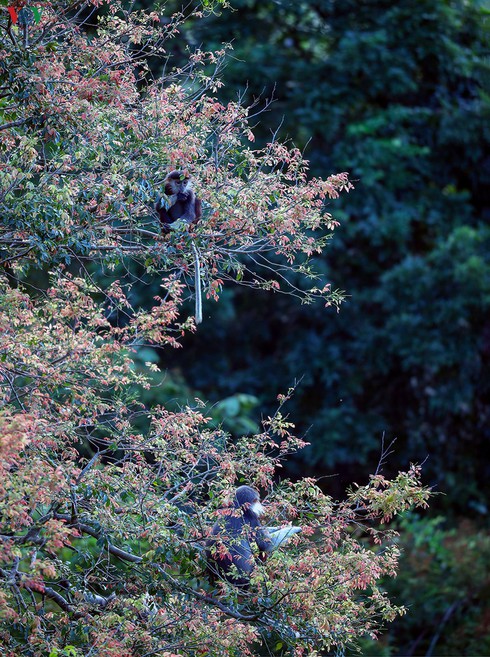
[191,241,202,325]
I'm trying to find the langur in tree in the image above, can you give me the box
[156,170,203,324]
[206,486,274,589]
[155,170,202,233]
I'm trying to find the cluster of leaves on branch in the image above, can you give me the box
[0,325,430,655]
[1,0,430,655]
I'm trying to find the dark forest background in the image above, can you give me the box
[136,1,490,654]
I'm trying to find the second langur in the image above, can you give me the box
[206,486,274,589]
[155,170,202,233]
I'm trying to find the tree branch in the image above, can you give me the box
[42,586,75,613]
[54,513,143,563]
[0,118,31,132]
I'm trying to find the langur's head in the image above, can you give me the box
[164,170,190,196]
[234,485,265,517]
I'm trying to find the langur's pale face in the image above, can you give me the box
[251,500,265,517]
[164,172,189,196]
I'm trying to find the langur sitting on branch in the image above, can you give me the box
[155,170,202,233]
[205,486,274,589]
[155,169,203,324]
[206,486,302,590]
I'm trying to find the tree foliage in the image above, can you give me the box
[0,0,350,305]
[0,1,432,655]
[381,513,490,657]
